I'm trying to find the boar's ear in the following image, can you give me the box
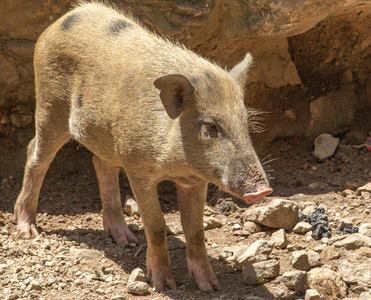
[154,74,195,119]
[229,53,253,87]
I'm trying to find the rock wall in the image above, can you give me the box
[0,0,370,143]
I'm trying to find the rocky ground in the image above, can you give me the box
[1,127,371,300]
[0,1,370,299]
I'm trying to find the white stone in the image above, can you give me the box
[305,289,320,300]
[204,217,222,230]
[124,196,139,216]
[357,182,371,195]
[313,133,339,160]
[128,268,147,284]
[359,223,371,237]
[166,223,183,235]
[271,229,288,249]
[307,250,322,267]
[243,221,261,233]
[127,281,149,295]
[293,222,313,234]
[111,296,126,300]
[232,224,242,231]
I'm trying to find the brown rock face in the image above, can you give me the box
[307,268,348,298]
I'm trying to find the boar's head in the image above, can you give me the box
[154,53,272,204]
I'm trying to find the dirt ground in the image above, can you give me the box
[0,123,370,299]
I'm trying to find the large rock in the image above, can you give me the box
[0,1,70,40]
[242,259,280,284]
[0,40,35,107]
[280,270,308,294]
[337,249,371,287]
[332,233,371,250]
[240,39,301,88]
[307,268,348,299]
[127,281,149,295]
[109,0,371,44]
[234,240,274,270]
[2,0,370,41]
[291,251,310,271]
[241,199,299,230]
[307,88,358,137]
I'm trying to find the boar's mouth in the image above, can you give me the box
[242,182,273,204]
[224,164,273,204]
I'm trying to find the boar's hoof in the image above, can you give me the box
[197,277,222,292]
[18,224,40,239]
[105,226,139,246]
[187,257,222,292]
[152,274,176,292]
[244,187,273,204]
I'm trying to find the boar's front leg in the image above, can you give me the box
[177,182,222,292]
[93,156,138,246]
[127,174,176,291]
[14,132,71,238]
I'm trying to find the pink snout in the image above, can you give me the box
[243,187,273,204]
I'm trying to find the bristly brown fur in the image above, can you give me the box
[14,1,271,292]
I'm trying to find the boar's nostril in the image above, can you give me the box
[243,187,273,204]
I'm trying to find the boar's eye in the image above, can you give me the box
[201,121,219,140]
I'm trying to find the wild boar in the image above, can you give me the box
[14,2,272,292]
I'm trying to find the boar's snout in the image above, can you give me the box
[225,162,272,204]
[243,183,273,204]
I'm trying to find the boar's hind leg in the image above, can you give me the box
[177,182,222,292]
[14,128,70,238]
[92,156,138,246]
[127,174,176,291]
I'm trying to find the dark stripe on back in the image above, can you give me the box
[61,14,80,31]
[190,76,199,85]
[109,19,131,35]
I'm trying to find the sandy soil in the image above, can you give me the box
[0,125,370,299]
